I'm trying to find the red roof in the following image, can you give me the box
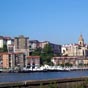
[4,37,11,40]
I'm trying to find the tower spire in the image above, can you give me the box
[78,34,84,47]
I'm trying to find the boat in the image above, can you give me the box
[19,65,71,73]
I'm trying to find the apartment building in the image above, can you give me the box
[0,52,26,69]
[29,40,40,55]
[0,36,14,48]
[29,40,61,55]
[39,41,61,55]
[51,56,88,66]
[14,35,29,56]
[26,56,40,68]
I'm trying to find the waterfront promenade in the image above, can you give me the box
[0,71,88,87]
[0,77,88,88]
[0,71,88,83]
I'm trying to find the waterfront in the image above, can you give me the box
[0,71,88,83]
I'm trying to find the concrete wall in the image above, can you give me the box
[0,77,88,88]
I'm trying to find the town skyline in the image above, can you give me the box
[0,34,87,45]
[1,0,88,87]
[0,0,88,44]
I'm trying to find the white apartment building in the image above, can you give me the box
[0,36,6,48]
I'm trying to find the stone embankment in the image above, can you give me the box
[0,77,88,88]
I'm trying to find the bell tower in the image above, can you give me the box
[78,34,84,47]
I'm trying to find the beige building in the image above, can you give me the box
[0,52,26,69]
[14,35,29,56]
[0,52,40,70]
[26,56,40,68]
[52,56,88,66]
[62,35,88,57]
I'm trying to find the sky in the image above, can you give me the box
[0,0,88,44]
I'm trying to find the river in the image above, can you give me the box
[0,71,88,83]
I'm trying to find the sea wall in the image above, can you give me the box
[0,77,88,88]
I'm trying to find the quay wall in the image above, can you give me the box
[0,77,88,88]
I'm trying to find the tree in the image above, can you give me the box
[0,48,3,52]
[31,44,54,65]
[3,44,8,52]
[0,44,8,52]
[65,63,73,67]
[43,44,53,54]
[31,47,42,56]
[41,44,54,65]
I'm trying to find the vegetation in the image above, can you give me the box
[41,44,54,65]
[0,44,8,52]
[0,48,3,52]
[32,47,42,56]
[3,44,8,52]
[39,82,87,88]
[64,63,73,67]
[32,44,60,65]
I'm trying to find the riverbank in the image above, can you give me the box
[1,66,88,73]
[0,77,88,88]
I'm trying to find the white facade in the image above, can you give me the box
[0,39,7,48]
[0,39,4,48]
[62,44,88,57]
[7,40,12,46]
[29,43,37,50]
[61,45,69,55]
[39,41,49,49]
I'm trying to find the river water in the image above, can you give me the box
[0,71,88,83]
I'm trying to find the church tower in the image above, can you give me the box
[78,34,84,47]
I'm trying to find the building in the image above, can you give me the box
[50,43,61,55]
[39,41,61,55]
[62,35,88,57]
[0,53,40,69]
[14,35,29,56]
[5,37,14,52]
[51,56,88,66]
[0,36,14,52]
[26,56,40,68]
[29,40,40,55]
[0,36,14,48]
[0,52,26,69]
[78,34,84,47]
[29,40,61,55]
[2,37,14,46]
[0,36,6,48]
[39,41,49,49]
[7,44,15,53]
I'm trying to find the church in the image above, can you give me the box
[62,34,88,57]
[52,35,88,66]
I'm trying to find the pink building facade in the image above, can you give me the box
[27,56,40,68]
[51,56,88,66]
